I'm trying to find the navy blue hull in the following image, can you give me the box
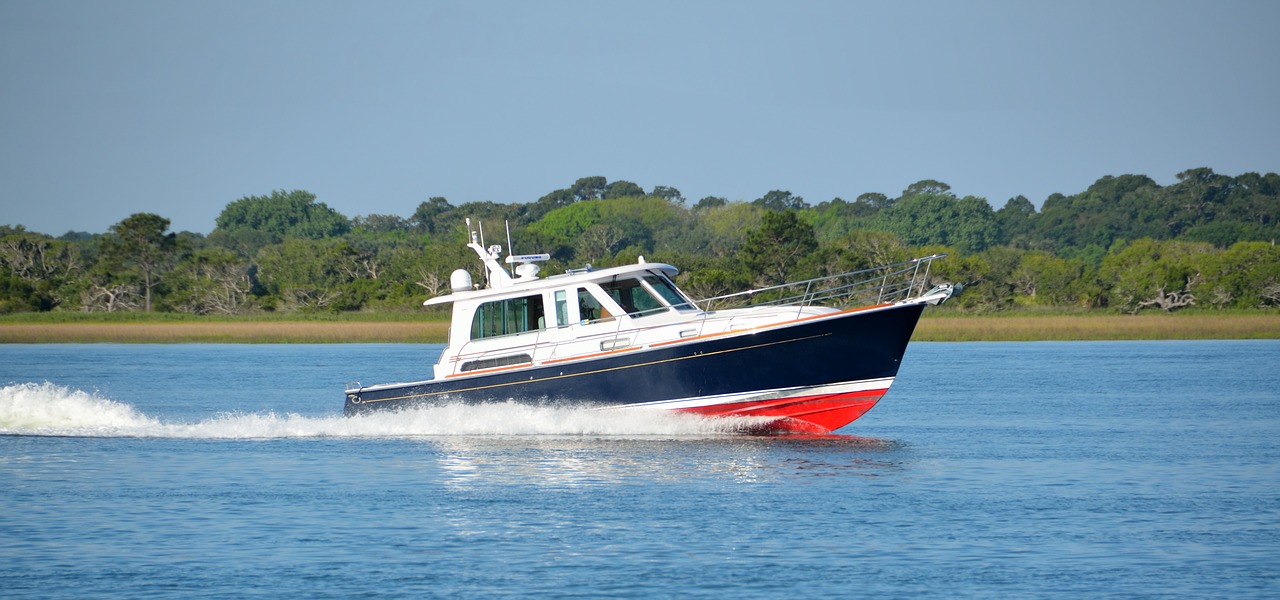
[344,302,925,417]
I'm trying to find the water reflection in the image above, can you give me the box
[420,435,909,489]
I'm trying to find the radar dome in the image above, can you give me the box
[450,269,473,293]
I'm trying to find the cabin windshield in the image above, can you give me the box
[600,277,667,318]
[642,274,697,312]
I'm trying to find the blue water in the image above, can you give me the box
[2,341,1278,598]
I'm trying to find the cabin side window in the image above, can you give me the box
[470,294,546,339]
[555,290,569,327]
[577,288,611,323]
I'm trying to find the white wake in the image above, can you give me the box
[1,382,766,439]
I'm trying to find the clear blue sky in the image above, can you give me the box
[2,0,1276,235]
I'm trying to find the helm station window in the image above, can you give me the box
[470,294,545,339]
[642,275,696,311]
[599,276,678,318]
[594,274,696,318]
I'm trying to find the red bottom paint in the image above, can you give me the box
[677,389,885,434]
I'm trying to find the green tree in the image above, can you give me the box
[0,271,52,313]
[382,240,476,307]
[697,202,763,257]
[213,190,350,252]
[1193,241,1280,308]
[803,197,881,244]
[856,192,894,210]
[353,214,410,234]
[452,201,525,228]
[1099,238,1213,312]
[604,180,645,199]
[598,196,692,254]
[1011,251,1089,307]
[753,190,808,211]
[900,180,951,199]
[525,201,604,260]
[0,230,76,313]
[953,196,1002,253]
[678,267,751,308]
[1034,175,1161,249]
[877,193,999,254]
[576,224,627,263]
[1222,172,1280,229]
[1164,168,1231,233]
[255,238,362,312]
[651,186,685,204]
[410,196,453,235]
[168,248,253,314]
[740,211,818,286]
[571,176,608,202]
[533,188,575,220]
[996,195,1037,247]
[693,196,727,212]
[822,230,909,275]
[958,246,1021,311]
[100,213,179,311]
[0,232,84,310]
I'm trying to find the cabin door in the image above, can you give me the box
[545,287,630,358]
[541,289,580,349]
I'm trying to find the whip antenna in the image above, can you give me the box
[505,221,515,276]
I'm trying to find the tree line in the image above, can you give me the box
[2,168,1278,315]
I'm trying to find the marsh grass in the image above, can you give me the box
[915,312,1280,341]
[0,312,451,343]
[0,310,450,324]
[0,321,452,343]
[1,311,1276,343]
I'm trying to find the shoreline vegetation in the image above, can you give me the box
[1,312,1277,343]
[6,171,1280,320]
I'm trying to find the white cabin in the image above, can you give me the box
[423,240,837,380]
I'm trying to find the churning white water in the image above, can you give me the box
[0,382,766,439]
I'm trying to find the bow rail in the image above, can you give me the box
[693,254,950,311]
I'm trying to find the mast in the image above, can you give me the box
[464,218,512,288]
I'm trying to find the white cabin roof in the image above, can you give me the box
[425,261,680,306]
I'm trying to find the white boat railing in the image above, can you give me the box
[692,254,948,312]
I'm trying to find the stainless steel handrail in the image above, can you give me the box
[693,254,947,311]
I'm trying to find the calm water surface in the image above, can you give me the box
[2,341,1277,598]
